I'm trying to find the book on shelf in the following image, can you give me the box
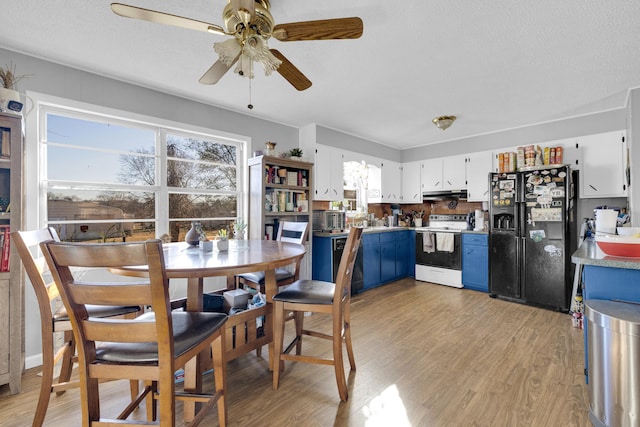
[1,129,10,158]
[0,226,9,272]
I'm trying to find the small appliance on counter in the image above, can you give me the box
[313,210,346,232]
[466,212,475,230]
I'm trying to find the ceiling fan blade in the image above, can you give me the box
[270,49,312,91]
[111,3,226,36]
[199,56,239,85]
[272,17,363,42]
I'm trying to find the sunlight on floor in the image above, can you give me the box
[362,384,411,427]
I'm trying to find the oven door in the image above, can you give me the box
[415,230,462,270]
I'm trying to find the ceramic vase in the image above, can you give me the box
[185,221,201,246]
[264,141,276,156]
[235,230,245,240]
[217,238,229,252]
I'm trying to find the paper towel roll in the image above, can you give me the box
[595,209,617,235]
[474,210,485,231]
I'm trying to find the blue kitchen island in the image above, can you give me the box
[571,239,640,427]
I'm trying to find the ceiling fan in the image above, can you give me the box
[111,1,364,91]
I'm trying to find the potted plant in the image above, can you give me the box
[289,148,303,160]
[0,63,28,114]
[217,229,229,251]
[234,218,247,239]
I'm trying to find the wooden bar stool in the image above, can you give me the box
[271,226,363,401]
[41,239,228,426]
[13,228,142,427]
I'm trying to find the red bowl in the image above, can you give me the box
[595,236,640,257]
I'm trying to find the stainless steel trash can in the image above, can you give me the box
[586,299,640,427]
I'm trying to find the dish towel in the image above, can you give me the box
[422,232,435,253]
[436,232,454,253]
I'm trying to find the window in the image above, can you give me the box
[30,94,247,243]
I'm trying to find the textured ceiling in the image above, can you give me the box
[2,1,640,149]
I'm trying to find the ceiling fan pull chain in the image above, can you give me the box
[247,63,254,110]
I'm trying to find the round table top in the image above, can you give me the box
[111,240,306,279]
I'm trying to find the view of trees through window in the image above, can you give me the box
[44,111,243,243]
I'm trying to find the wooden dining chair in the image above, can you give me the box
[271,226,363,401]
[236,221,309,293]
[12,228,142,427]
[41,239,228,427]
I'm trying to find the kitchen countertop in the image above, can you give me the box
[571,239,640,270]
[313,227,414,237]
[313,227,489,238]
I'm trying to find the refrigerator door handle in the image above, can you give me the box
[518,235,526,299]
[516,172,524,203]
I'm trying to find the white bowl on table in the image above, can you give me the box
[616,227,640,237]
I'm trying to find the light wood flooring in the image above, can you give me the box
[0,279,589,426]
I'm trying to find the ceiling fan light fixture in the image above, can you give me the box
[433,115,456,131]
[214,38,242,66]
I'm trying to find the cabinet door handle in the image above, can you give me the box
[435,181,440,187]
[589,184,598,191]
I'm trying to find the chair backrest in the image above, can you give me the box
[276,221,308,244]
[12,228,62,329]
[334,227,363,300]
[41,239,173,364]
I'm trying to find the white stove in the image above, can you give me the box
[416,214,468,233]
[415,214,466,288]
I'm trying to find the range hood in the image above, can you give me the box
[422,189,468,201]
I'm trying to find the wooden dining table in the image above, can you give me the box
[110,239,306,421]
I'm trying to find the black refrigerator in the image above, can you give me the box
[488,165,577,311]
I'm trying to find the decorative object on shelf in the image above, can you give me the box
[289,148,303,160]
[432,115,456,131]
[264,141,277,156]
[185,221,205,246]
[217,229,229,251]
[234,218,247,240]
[0,63,28,114]
[277,167,287,184]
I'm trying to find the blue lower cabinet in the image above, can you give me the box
[312,236,333,282]
[462,233,488,292]
[363,233,381,289]
[380,232,396,283]
[316,230,415,292]
[396,230,414,278]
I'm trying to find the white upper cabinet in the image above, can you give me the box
[465,151,493,202]
[442,155,467,190]
[401,161,422,203]
[576,130,627,198]
[380,160,401,203]
[420,158,443,192]
[421,155,466,192]
[314,144,344,201]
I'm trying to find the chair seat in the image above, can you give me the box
[237,268,293,284]
[272,280,335,305]
[53,304,141,323]
[95,311,228,364]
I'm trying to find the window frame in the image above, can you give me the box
[25,92,249,238]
